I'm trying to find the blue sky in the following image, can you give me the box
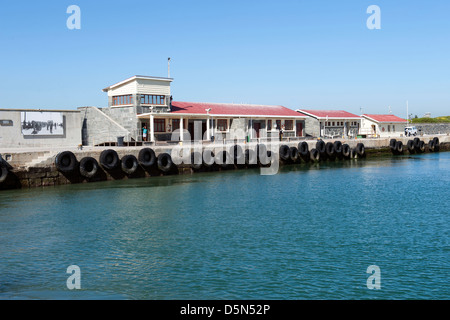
[0,0,449,117]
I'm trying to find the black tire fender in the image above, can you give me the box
[55,151,78,173]
[279,145,290,161]
[121,155,139,175]
[138,148,156,168]
[289,147,299,162]
[215,150,232,168]
[245,149,258,165]
[333,141,343,154]
[157,153,173,172]
[190,152,203,170]
[428,140,435,152]
[356,143,365,157]
[99,149,120,170]
[418,140,425,152]
[79,157,99,178]
[316,140,326,154]
[0,165,8,183]
[202,149,215,167]
[325,142,335,157]
[407,140,415,153]
[309,148,320,162]
[395,140,403,154]
[390,139,397,150]
[298,142,309,156]
[342,144,351,158]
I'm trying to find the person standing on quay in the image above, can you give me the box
[142,126,148,142]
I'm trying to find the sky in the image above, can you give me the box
[0,0,449,117]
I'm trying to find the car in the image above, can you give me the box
[404,126,418,136]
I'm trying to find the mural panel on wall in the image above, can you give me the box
[21,112,64,136]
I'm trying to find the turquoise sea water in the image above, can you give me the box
[0,152,448,300]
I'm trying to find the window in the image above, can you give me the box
[284,120,293,130]
[172,119,186,132]
[112,95,133,106]
[141,95,166,105]
[388,125,391,132]
[154,119,165,132]
[393,125,395,131]
[341,122,344,126]
[276,120,282,130]
[267,120,272,131]
[217,119,228,131]
[332,122,335,126]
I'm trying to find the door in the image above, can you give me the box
[296,122,303,137]
[254,122,261,138]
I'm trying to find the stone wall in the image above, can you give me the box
[414,123,450,135]
[78,107,132,146]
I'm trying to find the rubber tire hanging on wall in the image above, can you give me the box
[99,149,120,171]
[390,139,397,151]
[55,151,78,173]
[342,144,351,158]
[289,147,299,163]
[138,148,156,168]
[245,149,258,166]
[407,140,415,154]
[395,140,404,154]
[309,148,320,162]
[190,152,203,170]
[316,140,326,155]
[433,137,440,152]
[428,140,435,152]
[325,142,335,159]
[418,140,425,153]
[298,142,309,156]
[0,165,8,183]
[333,141,343,155]
[79,157,99,178]
[203,150,215,167]
[279,145,290,161]
[215,150,232,169]
[356,143,366,158]
[157,153,173,173]
[121,155,139,175]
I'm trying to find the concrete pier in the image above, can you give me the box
[1,134,449,191]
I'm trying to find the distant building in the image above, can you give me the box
[360,114,407,137]
[423,112,431,118]
[295,109,361,138]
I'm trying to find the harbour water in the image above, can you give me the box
[0,152,448,300]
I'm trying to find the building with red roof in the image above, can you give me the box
[361,114,408,137]
[296,109,362,138]
[97,75,306,143]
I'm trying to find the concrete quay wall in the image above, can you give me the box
[1,134,449,191]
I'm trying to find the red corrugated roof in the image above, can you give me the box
[170,101,304,117]
[362,114,407,123]
[298,110,361,119]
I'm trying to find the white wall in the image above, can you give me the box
[361,118,406,137]
[0,109,81,149]
[107,78,171,97]
[136,79,171,95]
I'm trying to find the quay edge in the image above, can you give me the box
[0,135,449,191]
